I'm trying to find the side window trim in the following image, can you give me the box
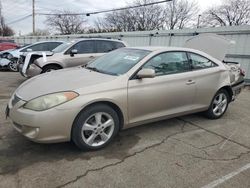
[130,50,192,80]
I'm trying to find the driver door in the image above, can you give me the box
[128,51,196,124]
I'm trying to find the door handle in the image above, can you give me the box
[186,80,196,85]
[89,56,95,58]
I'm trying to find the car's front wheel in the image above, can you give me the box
[205,89,229,119]
[72,104,120,150]
[8,60,18,72]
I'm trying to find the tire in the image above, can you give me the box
[204,89,229,119]
[72,104,120,150]
[8,60,18,72]
[41,65,61,73]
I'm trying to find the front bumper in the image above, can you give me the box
[19,63,42,78]
[0,65,8,70]
[7,96,78,143]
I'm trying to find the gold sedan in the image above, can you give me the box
[6,47,244,150]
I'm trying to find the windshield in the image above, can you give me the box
[52,42,72,53]
[86,48,151,75]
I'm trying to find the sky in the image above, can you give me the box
[1,0,222,35]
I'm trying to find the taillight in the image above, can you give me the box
[239,68,245,76]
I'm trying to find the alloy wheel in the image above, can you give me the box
[9,61,18,71]
[81,112,115,147]
[212,93,228,116]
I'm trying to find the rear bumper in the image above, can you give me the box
[232,81,245,101]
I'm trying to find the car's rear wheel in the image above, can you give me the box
[72,104,120,150]
[205,89,229,119]
[41,65,61,73]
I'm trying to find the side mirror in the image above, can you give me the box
[26,48,32,52]
[137,69,155,79]
[70,49,78,56]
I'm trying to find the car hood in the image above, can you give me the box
[16,67,117,101]
[35,52,63,66]
[184,33,234,62]
[8,49,21,57]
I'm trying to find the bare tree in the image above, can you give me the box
[201,0,250,27]
[164,0,199,29]
[94,0,198,32]
[45,10,87,34]
[96,0,165,32]
[27,28,50,36]
[0,1,14,36]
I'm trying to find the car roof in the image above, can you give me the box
[126,46,197,52]
[32,41,65,44]
[125,46,223,63]
[75,38,125,43]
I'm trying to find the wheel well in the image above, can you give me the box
[42,63,62,70]
[220,86,233,102]
[73,101,124,131]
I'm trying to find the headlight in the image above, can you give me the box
[23,91,79,111]
[7,53,14,59]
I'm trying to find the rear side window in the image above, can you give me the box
[189,53,217,70]
[96,41,125,53]
[96,41,114,53]
[112,41,125,49]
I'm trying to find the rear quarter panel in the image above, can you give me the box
[192,66,231,109]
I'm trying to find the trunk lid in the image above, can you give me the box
[184,33,233,62]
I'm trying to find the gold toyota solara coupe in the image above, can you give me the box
[6,40,245,150]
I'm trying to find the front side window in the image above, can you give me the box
[53,42,73,53]
[189,53,217,70]
[29,43,47,51]
[142,51,190,76]
[20,43,43,52]
[21,42,57,52]
[86,48,150,75]
[70,41,95,54]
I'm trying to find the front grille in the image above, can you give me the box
[11,95,21,107]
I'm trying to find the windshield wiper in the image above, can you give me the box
[85,66,101,73]
[85,66,118,76]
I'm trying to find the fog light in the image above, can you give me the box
[13,122,39,139]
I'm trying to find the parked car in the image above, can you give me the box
[6,34,245,150]
[0,58,11,70]
[18,38,127,77]
[0,42,19,51]
[4,41,63,71]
